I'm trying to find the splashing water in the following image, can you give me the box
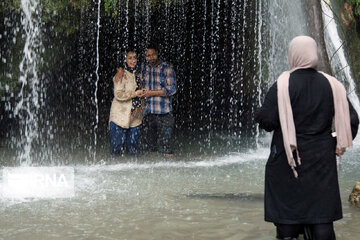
[13,0,43,165]
[2,0,359,164]
[255,0,263,148]
[93,0,102,160]
[1,1,360,239]
[265,0,307,84]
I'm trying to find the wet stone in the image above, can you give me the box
[349,181,360,207]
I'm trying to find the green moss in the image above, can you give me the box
[329,0,360,93]
[348,0,360,15]
[343,1,360,93]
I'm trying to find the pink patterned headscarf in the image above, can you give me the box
[277,36,352,178]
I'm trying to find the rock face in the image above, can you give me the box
[304,0,333,74]
[349,181,360,207]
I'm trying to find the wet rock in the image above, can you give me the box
[304,0,333,74]
[349,181,360,207]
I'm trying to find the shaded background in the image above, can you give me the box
[1,0,360,164]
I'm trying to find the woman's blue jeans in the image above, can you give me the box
[109,121,141,155]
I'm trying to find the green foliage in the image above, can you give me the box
[0,0,20,12]
[0,0,91,98]
[40,0,91,35]
[0,0,91,35]
[337,0,360,93]
[103,0,179,18]
[104,0,118,17]
[349,0,360,15]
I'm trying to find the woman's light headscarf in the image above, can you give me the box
[277,36,352,178]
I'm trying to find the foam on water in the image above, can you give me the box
[77,148,269,173]
[0,148,269,203]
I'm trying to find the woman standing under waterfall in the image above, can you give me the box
[109,50,145,155]
[255,36,359,240]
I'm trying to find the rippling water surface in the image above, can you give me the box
[0,146,360,239]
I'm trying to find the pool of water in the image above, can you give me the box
[0,146,359,239]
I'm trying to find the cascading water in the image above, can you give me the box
[207,0,218,147]
[321,1,360,126]
[0,0,317,161]
[133,0,137,48]
[1,1,360,239]
[265,0,307,84]
[93,0,102,160]
[229,0,237,131]
[199,0,207,151]
[254,0,263,148]
[187,0,195,133]
[2,0,358,162]
[13,0,43,165]
[124,0,129,48]
[144,0,151,49]
[238,0,247,132]
[255,0,307,147]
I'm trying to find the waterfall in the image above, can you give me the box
[3,0,360,163]
[255,0,307,146]
[321,1,360,112]
[199,0,207,148]
[188,0,195,132]
[321,1,360,145]
[229,0,237,131]
[255,0,263,148]
[265,0,307,85]
[207,0,220,146]
[258,0,360,147]
[144,0,151,48]
[13,0,43,165]
[93,0,102,159]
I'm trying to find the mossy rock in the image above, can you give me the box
[349,181,360,207]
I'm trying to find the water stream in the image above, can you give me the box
[13,0,43,165]
[322,1,360,113]
[1,0,360,239]
[93,0,102,160]
[322,0,360,146]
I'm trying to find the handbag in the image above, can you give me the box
[130,73,148,120]
[131,97,148,121]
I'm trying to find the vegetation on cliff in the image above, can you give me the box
[332,0,360,93]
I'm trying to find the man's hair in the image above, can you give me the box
[145,44,159,53]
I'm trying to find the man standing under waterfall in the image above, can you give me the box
[114,45,176,156]
[140,45,176,157]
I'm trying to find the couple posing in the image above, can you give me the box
[108,46,176,157]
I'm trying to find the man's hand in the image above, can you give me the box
[141,89,165,98]
[141,89,151,98]
[135,89,146,97]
